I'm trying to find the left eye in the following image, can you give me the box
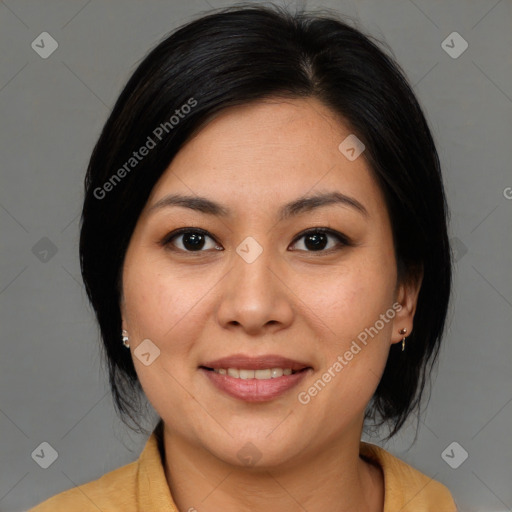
[162,228,348,253]
[290,228,348,252]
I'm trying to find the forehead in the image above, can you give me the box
[144,97,385,220]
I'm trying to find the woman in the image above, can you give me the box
[30,3,458,511]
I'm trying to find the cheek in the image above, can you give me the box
[300,253,396,340]
[123,251,205,341]
[297,253,396,416]
[123,258,207,417]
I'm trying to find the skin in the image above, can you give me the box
[120,97,423,512]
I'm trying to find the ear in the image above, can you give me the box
[391,264,424,345]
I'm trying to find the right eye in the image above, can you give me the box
[161,228,223,253]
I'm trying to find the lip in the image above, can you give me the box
[200,367,311,402]
[201,354,312,372]
[199,354,313,402]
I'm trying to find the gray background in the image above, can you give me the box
[1,0,511,511]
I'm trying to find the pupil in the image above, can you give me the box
[305,232,327,251]
[183,232,204,250]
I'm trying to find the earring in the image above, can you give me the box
[122,329,130,348]
[399,328,407,351]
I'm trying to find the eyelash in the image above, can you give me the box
[160,227,351,255]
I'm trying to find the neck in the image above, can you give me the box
[161,424,384,512]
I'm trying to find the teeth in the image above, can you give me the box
[255,369,271,380]
[213,367,297,380]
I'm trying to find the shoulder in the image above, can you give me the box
[29,426,177,512]
[28,458,139,512]
[360,441,458,512]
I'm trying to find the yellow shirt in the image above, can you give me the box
[29,426,458,511]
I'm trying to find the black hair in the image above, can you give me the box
[79,2,452,439]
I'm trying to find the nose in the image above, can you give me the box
[215,240,294,336]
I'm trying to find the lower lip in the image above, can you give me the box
[200,368,311,402]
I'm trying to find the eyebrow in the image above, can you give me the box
[147,191,369,221]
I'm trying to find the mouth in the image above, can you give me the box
[199,367,308,379]
[199,354,313,402]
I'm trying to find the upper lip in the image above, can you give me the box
[201,354,312,371]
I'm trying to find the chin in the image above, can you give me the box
[204,430,308,470]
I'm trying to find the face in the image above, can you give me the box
[120,97,420,469]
